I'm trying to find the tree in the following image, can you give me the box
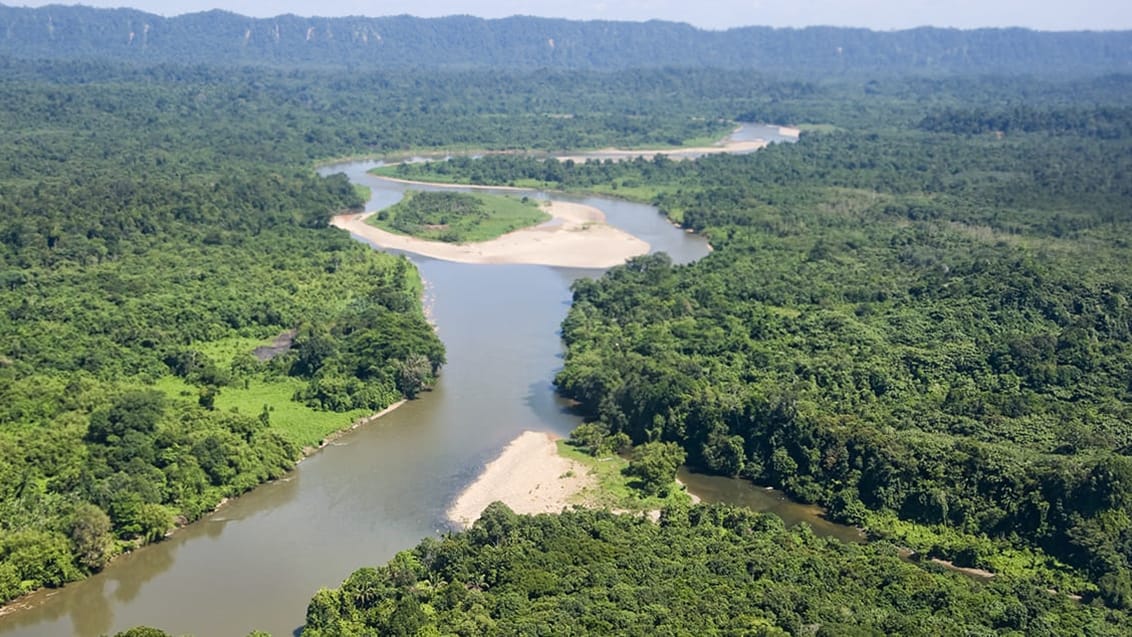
[306,588,343,630]
[198,385,219,410]
[68,503,114,572]
[136,504,174,543]
[702,432,746,476]
[291,323,337,378]
[396,353,433,399]
[625,442,686,496]
[85,390,166,445]
[112,628,172,637]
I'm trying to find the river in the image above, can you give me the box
[0,125,850,637]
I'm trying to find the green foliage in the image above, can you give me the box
[370,191,549,243]
[0,58,448,605]
[395,353,435,399]
[305,504,1131,636]
[3,26,1132,624]
[568,422,631,457]
[919,106,1132,138]
[0,529,81,594]
[203,377,367,449]
[67,503,114,572]
[625,442,687,496]
[86,390,165,446]
[540,113,1132,603]
[110,628,172,637]
[389,86,1132,605]
[1,58,805,613]
[0,54,804,608]
[558,439,691,512]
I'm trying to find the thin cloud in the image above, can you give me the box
[8,0,1132,30]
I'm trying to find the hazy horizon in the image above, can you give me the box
[6,1,1132,31]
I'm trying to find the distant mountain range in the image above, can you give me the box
[0,4,1130,75]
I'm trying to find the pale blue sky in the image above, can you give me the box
[9,1,1131,31]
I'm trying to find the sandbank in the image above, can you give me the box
[371,130,773,173]
[551,137,769,164]
[447,431,594,529]
[376,175,531,192]
[331,200,649,269]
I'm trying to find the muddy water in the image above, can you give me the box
[0,126,849,637]
[678,469,865,543]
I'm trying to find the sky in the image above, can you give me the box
[8,1,1132,31]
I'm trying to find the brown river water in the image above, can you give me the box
[0,127,858,637]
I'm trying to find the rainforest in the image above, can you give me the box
[0,5,1130,636]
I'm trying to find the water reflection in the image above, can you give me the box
[0,535,178,637]
[67,579,112,637]
[107,545,175,605]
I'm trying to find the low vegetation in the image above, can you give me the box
[368,191,549,243]
[558,434,693,512]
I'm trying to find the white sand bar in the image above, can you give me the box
[552,137,769,164]
[332,200,649,269]
[447,431,594,529]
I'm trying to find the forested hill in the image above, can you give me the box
[0,5,1130,75]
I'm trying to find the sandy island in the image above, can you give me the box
[332,200,649,269]
[551,138,769,164]
[549,125,798,164]
[333,125,797,266]
[447,431,594,529]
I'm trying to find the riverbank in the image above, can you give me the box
[332,200,649,268]
[447,431,709,529]
[447,431,594,529]
[0,395,413,621]
[155,398,413,541]
[301,399,407,457]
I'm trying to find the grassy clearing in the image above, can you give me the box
[670,133,728,148]
[370,165,674,208]
[587,181,679,203]
[864,510,1094,595]
[216,377,369,448]
[152,375,367,449]
[370,164,549,190]
[557,440,693,511]
[353,184,373,204]
[326,124,737,168]
[193,333,278,366]
[369,165,463,183]
[368,190,550,243]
